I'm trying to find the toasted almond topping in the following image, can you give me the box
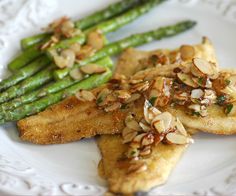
[139,120,151,132]
[122,126,136,138]
[166,132,191,145]
[139,146,152,156]
[80,64,106,75]
[152,120,165,134]
[192,58,219,79]
[180,45,195,61]
[76,45,95,60]
[129,79,143,84]
[75,90,95,102]
[115,90,131,100]
[125,114,141,131]
[69,68,84,80]
[54,49,76,68]
[141,133,154,146]
[125,93,141,104]
[127,162,147,174]
[191,89,204,99]
[87,30,104,50]
[104,102,121,112]
[123,131,138,144]
[172,118,187,136]
[191,63,206,77]
[61,20,75,37]
[144,100,162,124]
[177,73,199,88]
[151,112,172,133]
[133,133,147,144]
[96,88,111,106]
[131,81,150,92]
[70,43,81,54]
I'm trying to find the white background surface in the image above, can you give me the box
[0,0,236,195]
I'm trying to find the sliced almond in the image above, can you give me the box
[191,89,204,99]
[192,58,219,79]
[139,120,151,132]
[144,100,162,124]
[87,30,104,50]
[139,146,152,156]
[115,90,131,100]
[80,64,106,75]
[191,64,205,77]
[123,131,138,144]
[141,133,154,146]
[132,133,147,144]
[127,162,147,174]
[75,90,95,102]
[104,102,121,112]
[125,114,141,131]
[172,118,187,136]
[70,43,81,54]
[152,120,165,134]
[180,45,195,61]
[76,45,95,60]
[125,93,141,104]
[131,81,149,92]
[166,132,190,145]
[69,68,84,80]
[96,88,111,106]
[177,73,199,88]
[151,112,172,133]
[122,127,136,138]
[61,49,76,68]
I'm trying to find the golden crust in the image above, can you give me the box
[97,135,187,194]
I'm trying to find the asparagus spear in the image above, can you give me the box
[21,0,142,50]
[0,65,55,104]
[8,44,45,72]
[54,20,197,79]
[0,56,113,111]
[47,0,166,55]
[21,34,51,50]
[12,0,149,70]
[1,70,112,123]
[0,56,50,91]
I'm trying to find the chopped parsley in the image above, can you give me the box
[225,79,231,86]
[198,77,204,85]
[96,96,103,104]
[216,95,226,106]
[149,97,157,106]
[192,111,200,117]
[120,104,127,109]
[225,104,233,115]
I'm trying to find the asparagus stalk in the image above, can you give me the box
[21,34,51,50]
[47,0,166,55]
[0,65,55,104]
[54,20,197,79]
[0,56,113,111]
[0,56,50,91]
[21,0,142,50]
[1,70,112,123]
[8,44,44,72]
[12,0,148,70]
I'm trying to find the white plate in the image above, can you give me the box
[0,0,236,195]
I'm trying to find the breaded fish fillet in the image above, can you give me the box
[17,94,143,144]
[97,135,188,195]
[96,39,216,194]
[17,37,216,144]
